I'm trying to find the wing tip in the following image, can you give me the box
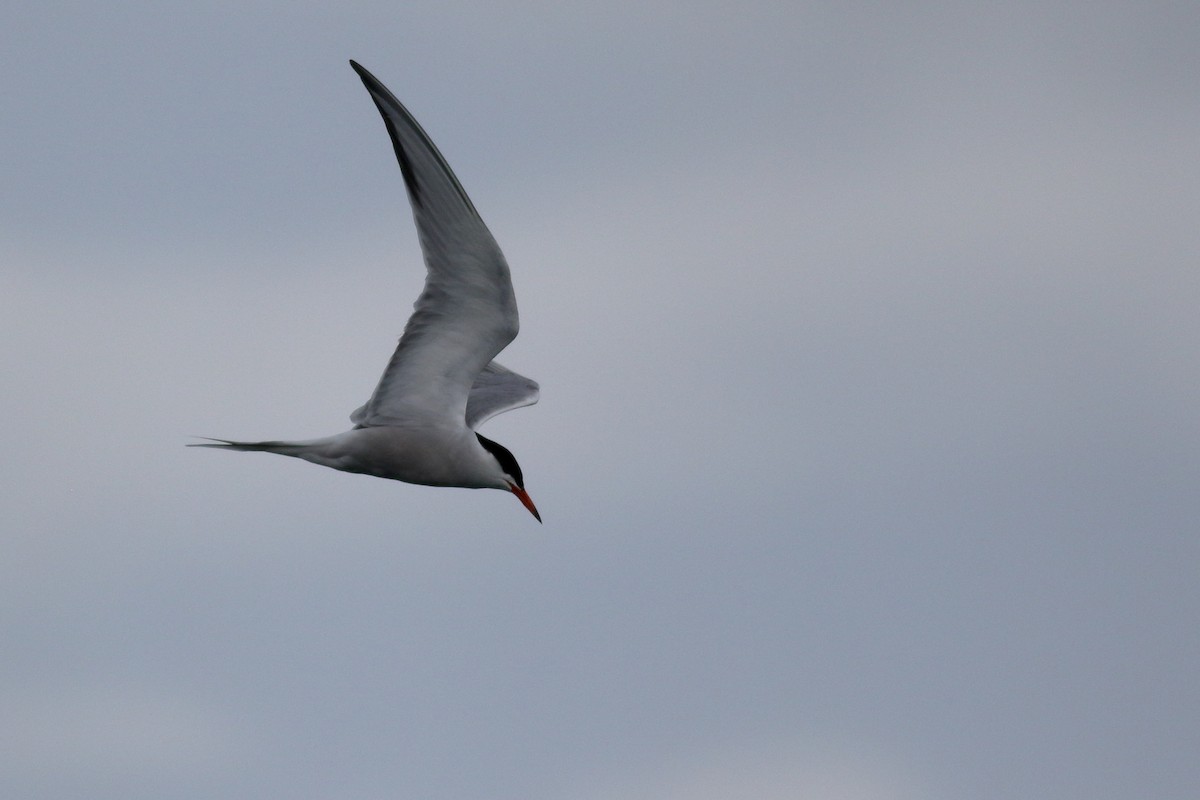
[349,59,386,95]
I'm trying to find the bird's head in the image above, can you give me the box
[475,433,540,523]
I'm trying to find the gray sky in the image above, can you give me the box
[3,2,1198,798]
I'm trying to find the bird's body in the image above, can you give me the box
[198,427,510,488]
[192,61,541,522]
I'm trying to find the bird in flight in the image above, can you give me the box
[191,61,541,522]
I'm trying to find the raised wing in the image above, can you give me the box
[351,359,538,428]
[348,60,520,427]
[465,361,540,429]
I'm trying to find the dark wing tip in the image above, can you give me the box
[349,60,375,84]
[347,60,483,221]
[347,60,429,210]
[349,60,387,97]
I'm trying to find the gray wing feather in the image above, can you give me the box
[465,361,540,429]
[348,61,523,427]
[351,360,537,428]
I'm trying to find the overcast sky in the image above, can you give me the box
[3,3,1199,799]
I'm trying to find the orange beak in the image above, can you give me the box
[508,483,542,523]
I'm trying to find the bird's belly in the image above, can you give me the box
[331,426,486,488]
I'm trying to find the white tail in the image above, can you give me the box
[187,437,309,455]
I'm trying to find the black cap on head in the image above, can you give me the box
[475,433,525,488]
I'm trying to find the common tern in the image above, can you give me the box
[191,61,541,522]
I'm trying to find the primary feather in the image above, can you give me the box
[348,60,522,429]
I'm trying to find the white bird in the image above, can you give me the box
[191,61,541,522]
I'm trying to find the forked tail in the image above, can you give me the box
[187,437,310,456]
